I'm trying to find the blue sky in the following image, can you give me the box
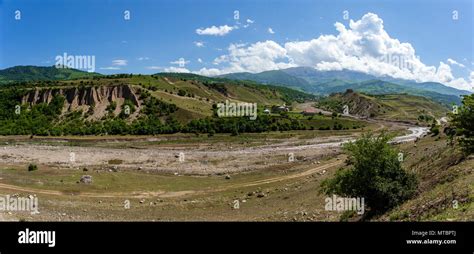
[0,0,473,90]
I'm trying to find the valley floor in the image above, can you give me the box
[0,120,471,221]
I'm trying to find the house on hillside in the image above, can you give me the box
[272,105,290,113]
[302,107,318,116]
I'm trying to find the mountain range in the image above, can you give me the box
[1,65,471,106]
[220,67,472,106]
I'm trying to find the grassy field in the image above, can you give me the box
[2,127,471,222]
[0,153,343,221]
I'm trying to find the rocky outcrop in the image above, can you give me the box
[21,85,141,120]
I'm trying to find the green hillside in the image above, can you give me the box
[324,79,463,106]
[0,72,367,136]
[317,90,449,123]
[0,65,101,84]
[221,70,313,91]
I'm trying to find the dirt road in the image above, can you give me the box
[0,123,427,202]
[0,159,343,198]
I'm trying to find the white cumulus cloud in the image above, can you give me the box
[196,25,235,36]
[194,12,472,90]
[204,41,294,74]
[100,67,120,70]
[447,58,466,68]
[112,59,127,66]
[164,67,190,73]
[170,58,190,66]
[194,41,205,47]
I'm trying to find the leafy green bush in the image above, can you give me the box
[321,132,417,218]
[430,123,440,136]
[449,94,474,154]
[106,101,117,113]
[28,164,38,171]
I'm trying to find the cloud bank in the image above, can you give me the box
[196,13,472,91]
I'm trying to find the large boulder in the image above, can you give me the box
[80,175,93,184]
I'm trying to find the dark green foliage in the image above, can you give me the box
[0,75,344,136]
[418,114,434,122]
[106,101,117,114]
[449,94,474,154]
[321,132,418,218]
[119,99,136,118]
[0,89,65,135]
[430,122,440,136]
[142,96,177,116]
[28,164,38,171]
[0,65,101,84]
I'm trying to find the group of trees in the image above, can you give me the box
[321,94,473,220]
[447,94,474,154]
[0,87,320,136]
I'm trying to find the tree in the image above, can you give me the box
[449,94,474,154]
[430,121,440,136]
[321,132,417,219]
[28,164,38,171]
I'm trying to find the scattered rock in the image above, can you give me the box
[79,175,92,184]
[225,174,231,180]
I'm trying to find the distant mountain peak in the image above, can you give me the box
[220,67,469,105]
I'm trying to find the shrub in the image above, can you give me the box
[321,132,417,218]
[28,164,38,171]
[449,94,474,154]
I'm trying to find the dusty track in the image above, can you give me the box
[0,124,426,200]
[0,160,343,199]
